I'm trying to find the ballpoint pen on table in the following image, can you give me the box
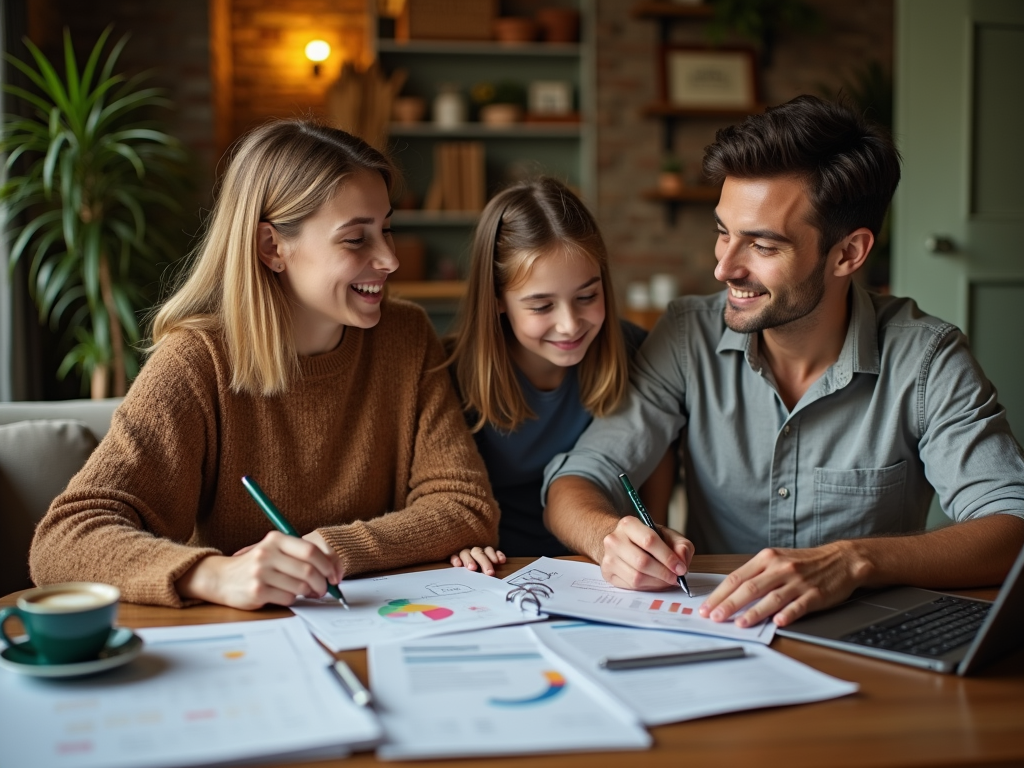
[333,660,373,707]
[599,646,746,671]
[241,474,349,609]
[618,472,691,597]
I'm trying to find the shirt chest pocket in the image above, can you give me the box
[813,461,907,546]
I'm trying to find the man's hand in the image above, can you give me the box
[177,530,344,610]
[601,516,694,590]
[699,541,870,627]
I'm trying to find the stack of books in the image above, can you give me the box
[424,142,486,212]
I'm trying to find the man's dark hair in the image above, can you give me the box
[703,95,901,257]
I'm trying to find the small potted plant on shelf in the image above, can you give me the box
[472,81,527,126]
[658,156,685,197]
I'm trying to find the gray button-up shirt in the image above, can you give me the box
[543,284,1024,554]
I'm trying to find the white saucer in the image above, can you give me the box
[0,627,143,678]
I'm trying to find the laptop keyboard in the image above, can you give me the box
[841,595,991,657]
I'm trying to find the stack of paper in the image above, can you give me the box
[531,621,858,725]
[290,568,541,652]
[504,556,776,643]
[0,618,381,768]
[369,625,652,760]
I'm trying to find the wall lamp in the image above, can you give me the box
[305,40,331,77]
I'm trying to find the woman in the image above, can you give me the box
[29,120,498,609]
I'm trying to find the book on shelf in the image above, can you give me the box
[423,141,486,212]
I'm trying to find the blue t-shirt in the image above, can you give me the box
[472,320,647,556]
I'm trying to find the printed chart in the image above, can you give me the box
[290,569,539,651]
[370,626,650,759]
[504,557,776,645]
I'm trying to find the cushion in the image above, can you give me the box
[0,419,99,595]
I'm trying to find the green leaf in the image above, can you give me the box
[50,285,86,328]
[9,209,62,267]
[82,222,102,304]
[107,141,144,177]
[63,29,81,109]
[0,82,56,114]
[78,26,114,96]
[111,284,141,341]
[21,38,73,115]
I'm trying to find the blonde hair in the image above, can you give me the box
[447,178,628,432]
[151,120,396,395]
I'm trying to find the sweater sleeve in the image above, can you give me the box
[317,315,499,574]
[29,335,222,607]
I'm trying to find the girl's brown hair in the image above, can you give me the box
[446,177,628,432]
[151,119,396,395]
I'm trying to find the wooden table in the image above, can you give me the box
[4,555,1023,768]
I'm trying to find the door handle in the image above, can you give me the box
[926,235,957,254]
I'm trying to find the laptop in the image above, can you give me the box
[776,542,1024,675]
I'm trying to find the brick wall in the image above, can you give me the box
[32,0,892,299]
[225,0,370,145]
[595,0,894,297]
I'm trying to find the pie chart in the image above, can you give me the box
[378,598,454,621]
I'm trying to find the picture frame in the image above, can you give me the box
[528,80,573,116]
[659,46,758,110]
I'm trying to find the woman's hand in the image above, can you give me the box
[176,530,344,610]
[450,546,506,577]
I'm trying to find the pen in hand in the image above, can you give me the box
[241,475,349,609]
[618,472,691,597]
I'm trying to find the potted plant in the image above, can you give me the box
[472,81,527,126]
[658,156,685,197]
[1,27,187,398]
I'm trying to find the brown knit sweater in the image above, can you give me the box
[29,299,499,607]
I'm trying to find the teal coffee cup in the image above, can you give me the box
[0,582,120,664]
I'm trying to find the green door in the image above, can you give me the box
[893,0,1024,446]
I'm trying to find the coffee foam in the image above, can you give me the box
[24,586,116,612]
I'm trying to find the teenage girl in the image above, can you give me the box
[444,178,675,574]
[30,120,498,609]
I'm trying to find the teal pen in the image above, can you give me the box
[241,475,349,608]
[618,472,691,597]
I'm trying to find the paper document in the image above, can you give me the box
[0,617,381,768]
[369,625,651,760]
[504,557,775,643]
[290,567,539,652]
[531,621,858,725]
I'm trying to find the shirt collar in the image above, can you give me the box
[714,283,881,380]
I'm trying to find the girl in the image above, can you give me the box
[445,178,674,574]
[30,120,498,609]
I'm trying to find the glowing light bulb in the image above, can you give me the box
[305,40,331,76]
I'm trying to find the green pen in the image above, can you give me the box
[241,475,349,608]
[618,472,691,597]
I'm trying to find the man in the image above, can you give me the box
[542,95,1024,629]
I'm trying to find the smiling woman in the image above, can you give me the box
[28,120,500,610]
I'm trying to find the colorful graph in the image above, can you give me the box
[378,599,454,621]
[627,598,693,615]
[489,671,567,707]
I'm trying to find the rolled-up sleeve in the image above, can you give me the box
[542,304,690,507]
[919,327,1024,523]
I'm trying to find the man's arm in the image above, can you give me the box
[545,475,692,590]
[700,514,1024,627]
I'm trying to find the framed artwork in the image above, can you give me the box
[660,46,758,110]
[528,80,573,115]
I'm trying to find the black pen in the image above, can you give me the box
[241,475,349,608]
[618,472,691,596]
[599,646,747,671]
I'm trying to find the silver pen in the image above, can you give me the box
[333,660,372,707]
[599,646,747,671]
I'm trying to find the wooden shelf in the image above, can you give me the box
[389,123,582,139]
[631,2,714,21]
[388,280,467,301]
[392,211,480,227]
[377,40,581,57]
[642,103,766,119]
[642,186,721,204]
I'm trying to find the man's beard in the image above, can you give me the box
[723,256,827,334]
